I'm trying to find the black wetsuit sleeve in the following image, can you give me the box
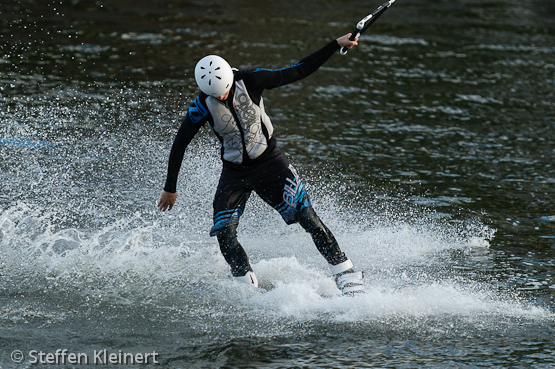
[163,99,208,193]
[241,39,341,95]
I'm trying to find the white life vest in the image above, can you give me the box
[205,80,274,164]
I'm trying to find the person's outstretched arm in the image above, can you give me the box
[242,33,358,93]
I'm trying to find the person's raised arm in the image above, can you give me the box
[248,34,359,92]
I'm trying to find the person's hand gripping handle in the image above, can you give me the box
[337,33,359,55]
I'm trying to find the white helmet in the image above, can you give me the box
[194,55,234,97]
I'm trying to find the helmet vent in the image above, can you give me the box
[195,55,233,97]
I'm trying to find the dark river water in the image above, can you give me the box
[1,0,554,368]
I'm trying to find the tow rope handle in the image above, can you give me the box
[340,0,397,55]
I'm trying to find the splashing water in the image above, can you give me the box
[2,0,554,363]
[1,89,551,335]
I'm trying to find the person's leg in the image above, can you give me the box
[296,206,347,265]
[296,205,364,294]
[298,206,363,294]
[210,167,257,285]
[253,148,364,294]
[252,148,346,264]
[215,223,252,277]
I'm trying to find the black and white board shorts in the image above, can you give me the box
[210,146,311,236]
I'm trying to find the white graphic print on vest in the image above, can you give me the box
[218,113,243,163]
[235,91,264,156]
[205,80,274,164]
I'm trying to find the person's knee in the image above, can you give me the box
[216,224,238,245]
[297,206,324,232]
